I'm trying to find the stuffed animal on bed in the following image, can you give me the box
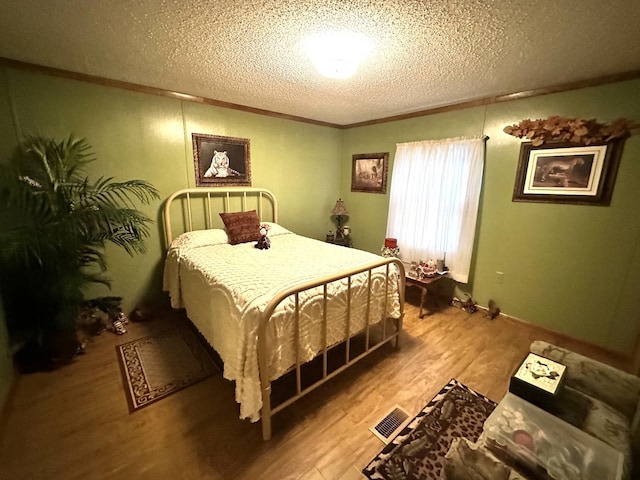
[255,223,271,250]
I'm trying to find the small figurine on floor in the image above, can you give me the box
[78,296,124,335]
[113,311,130,335]
[111,317,127,335]
[130,304,152,322]
[462,294,477,314]
[82,296,129,335]
[255,223,271,250]
[486,299,501,319]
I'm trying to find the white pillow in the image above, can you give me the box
[263,222,292,237]
[169,229,229,250]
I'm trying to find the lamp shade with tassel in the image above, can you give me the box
[331,199,349,216]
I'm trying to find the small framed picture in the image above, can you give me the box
[351,152,389,194]
[192,133,251,187]
[512,140,624,205]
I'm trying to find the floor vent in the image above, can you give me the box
[369,405,411,444]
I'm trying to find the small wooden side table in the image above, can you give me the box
[404,271,448,318]
[326,235,352,247]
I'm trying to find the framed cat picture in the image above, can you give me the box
[192,133,251,187]
[512,140,624,205]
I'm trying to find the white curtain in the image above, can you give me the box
[386,137,485,283]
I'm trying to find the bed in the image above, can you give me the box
[162,187,405,439]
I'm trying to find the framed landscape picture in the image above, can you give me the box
[351,152,389,194]
[512,140,624,205]
[192,133,251,187]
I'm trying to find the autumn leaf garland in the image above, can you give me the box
[503,116,640,146]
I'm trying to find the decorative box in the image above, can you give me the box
[509,353,566,411]
[483,393,623,480]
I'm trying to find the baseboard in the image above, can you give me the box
[478,305,632,370]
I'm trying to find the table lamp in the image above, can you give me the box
[331,198,349,237]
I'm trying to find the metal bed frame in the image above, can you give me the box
[163,187,405,440]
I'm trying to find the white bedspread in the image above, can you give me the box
[163,226,401,421]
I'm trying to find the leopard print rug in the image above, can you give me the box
[363,378,496,480]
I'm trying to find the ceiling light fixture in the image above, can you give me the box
[303,30,372,79]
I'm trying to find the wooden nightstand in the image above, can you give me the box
[327,235,352,247]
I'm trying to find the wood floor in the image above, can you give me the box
[0,293,631,480]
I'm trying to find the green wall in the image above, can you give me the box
[342,79,640,354]
[0,66,638,413]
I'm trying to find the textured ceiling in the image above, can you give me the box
[1,0,639,126]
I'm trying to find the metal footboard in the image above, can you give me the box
[257,257,405,440]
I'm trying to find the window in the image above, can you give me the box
[386,137,485,283]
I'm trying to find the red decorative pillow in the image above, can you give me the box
[219,210,260,245]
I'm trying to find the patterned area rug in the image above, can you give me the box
[363,378,496,480]
[117,326,219,411]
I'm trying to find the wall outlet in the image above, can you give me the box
[496,271,504,284]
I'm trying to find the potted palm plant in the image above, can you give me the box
[0,135,159,371]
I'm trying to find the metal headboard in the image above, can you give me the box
[163,187,279,246]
